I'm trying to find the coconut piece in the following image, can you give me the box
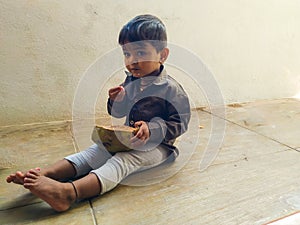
[92,125,139,153]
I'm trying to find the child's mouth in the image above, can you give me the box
[130,68,142,77]
[131,68,141,73]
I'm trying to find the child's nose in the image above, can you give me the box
[127,56,138,65]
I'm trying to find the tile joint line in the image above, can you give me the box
[89,200,98,225]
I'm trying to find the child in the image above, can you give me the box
[6,14,191,212]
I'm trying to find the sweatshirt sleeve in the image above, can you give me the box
[107,97,128,118]
[147,92,191,144]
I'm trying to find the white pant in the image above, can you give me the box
[65,144,171,194]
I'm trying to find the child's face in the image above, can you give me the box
[122,42,165,78]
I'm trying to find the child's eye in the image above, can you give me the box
[137,51,146,57]
[123,52,130,57]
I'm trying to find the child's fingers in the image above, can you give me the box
[109,86,125,101]
[131,132,144,144]
[109,86,122,92]
[132,121,149,139]
[130,121,150,148]
[130,132,143,143]
[135,129,144,138]
[131,125,144,139]
[109,86,124,95]
[134,121,142,126]
[131,130,149,148]
[109,91,119,98]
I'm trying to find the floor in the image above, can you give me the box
[0,98,300,225]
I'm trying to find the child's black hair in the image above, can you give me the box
[118,14,167,51]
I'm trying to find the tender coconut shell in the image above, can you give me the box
[92,125,139,152]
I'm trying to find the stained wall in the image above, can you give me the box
[1,0,300,126]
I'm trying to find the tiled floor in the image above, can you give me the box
[1,98,300,225]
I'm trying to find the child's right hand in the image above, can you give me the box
[108,86,125,102]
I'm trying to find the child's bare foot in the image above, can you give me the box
[6,171,26,184]
[23,169,76,212]
[6,168,40,185]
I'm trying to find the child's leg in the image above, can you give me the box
[91,147,170,194]
[41,159,77,180]
[6,144,110,185]
[22,147,169,212]
[19,144,111,212]
[64,144,113,177]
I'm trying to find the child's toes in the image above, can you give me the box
[25,172,38,179]
[28,169,41,176]
[24,177,35,184]
[6,174,15,183]
[16,171,24,178]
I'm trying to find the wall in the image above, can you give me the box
[1,0,300,126]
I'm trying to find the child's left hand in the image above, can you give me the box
[130,121,150,148]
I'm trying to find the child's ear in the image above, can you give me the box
[159,48,169,64]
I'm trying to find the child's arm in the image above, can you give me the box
[148,93,191,144]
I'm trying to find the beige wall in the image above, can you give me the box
[1,0,300,126]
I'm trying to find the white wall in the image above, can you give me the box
[1,0,300,126]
